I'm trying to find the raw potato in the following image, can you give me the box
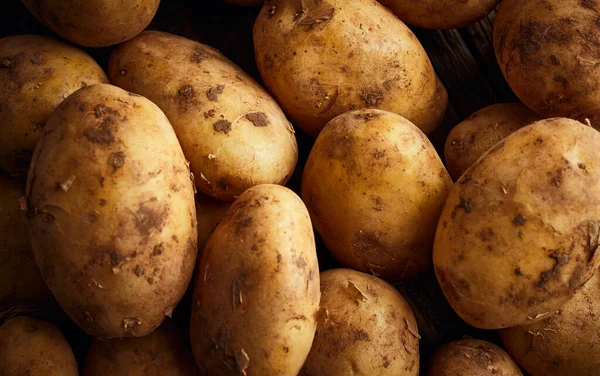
[302,110,452,281]
[500,272,600,376]
[19,0,160,47]
[26,84,197,338]
[427,339,523,376]
[0,316,78,375]
[444,103,540,179]
[0,35,108,177]
[109,31,298,201]
[195,194,230,252]
[190,184,320,376]
[300,269,419,376]
[254,0,448,137]
[434,118,600,329]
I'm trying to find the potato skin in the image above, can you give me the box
[434,118,600,329]
[427,339,523,376]
[26,84,197,338]
[300,269,419,376]
[195,194,231,253]
[254,0,448,137]
[0,35,108,177]
[302,110,452,281]
[444,103,540,180]
[0,316,78,376]
[20,0,160,47]
[109,31,298,201]
[190,184,320,376]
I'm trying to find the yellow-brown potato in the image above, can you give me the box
[300,269,419,376]
[0,316,78,375]
[26,84,197,338]
[195,194,230,253]
[109,31,298,201]
[254,0,448,137]
[427,339,523,376]
[0,35,108,177]
[190,184,320,376]
[302,110,452,281]
[444,103,540,180]
[500,272,600,376]
[20,0,160,47]
[434,118,600,329]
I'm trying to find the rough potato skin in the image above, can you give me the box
[444,103,540,180]
[500,272,600,376]
[434,118,600,329]
[0,316,78,376]
[300,269,419,376]
[109,31,298,201]
[195,194,231,253]
[254,0,448,137]
[302,110,452,281]
[0,35,108,177]
[26,84,197,338]
[494,0,600,127]
[427,339,523,376]
[190,184,320,376]
[19,0,160,47]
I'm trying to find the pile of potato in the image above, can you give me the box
[2,0,600,375]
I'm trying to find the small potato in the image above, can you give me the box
[190,184,320,376]
[195,194,230,252]
[444,103,540,179]
[434,118,600,329]
[0,35,108,177]
[300,269,419,376]
[0,316,78,375]
[427,339,523,376]
[109,31,298,201]
[302,110,452,281]
[26,84,197,338]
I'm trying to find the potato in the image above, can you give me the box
[0,35,108,177]
[494,0,600,126]
[433,118,600,329]
[20,0,160,47]
[302,109,452,281]
[253,0,448,137]
[0,316,78,375]
[190,184,319,376]
[109,31,298,201]
[444,103,540,180]
[300,269,419,376]
[427,339,523,376]
[195,194,230,253]
[26,84,197,338]
[500,272,600,376]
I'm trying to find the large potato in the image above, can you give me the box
[26,84,197,338]
[434,118,600,329]
[190,184,320,376]
[254,0,448,137]
[195,194,230,252]
[20,0,160,47]
[0,35,108,177]
[0,316,78,375]
[302,109,452,281]
[444,103,540,179]
[300,269,419,376]
[109,31,298,201]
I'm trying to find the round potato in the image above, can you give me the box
[302,109,452,281]
[444,103,540,180]
[253,0,448,137]
[0,316,78,375]
[195,194,230,253]
[19,0,160,47]
[109,31,298,201]
[300,269,419,376]
[26,84,197,338]
[434,118,600,329]
[427,339,523,376]
[0,35,108,177]
[190,184,320,376]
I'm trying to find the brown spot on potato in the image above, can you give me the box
[191,48,211,63]
[581,0,597,9]
[354,112,380,121]
[214,120,232,134]
[371,149,386,159]
[515,268,523,276]
[537,253,570,287]
[178,84,195,100]
[110,252,124,266]
[245,112,270,127]
[513,214,527,226]
[30,53,46,65]
[359,90,383,107]
[451,197,473,218]
[99,199,106,206]
[550,55,562,65]
[94,104,119,119]
[84,124,114,145]
[1,53,23,69]
[135,203,166,235]
[204,109,216,118]
[297,5,335,28]
[134,265,143,277]
[513,22,572,62]
[206,85,225,102]
[108,151,126,172]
